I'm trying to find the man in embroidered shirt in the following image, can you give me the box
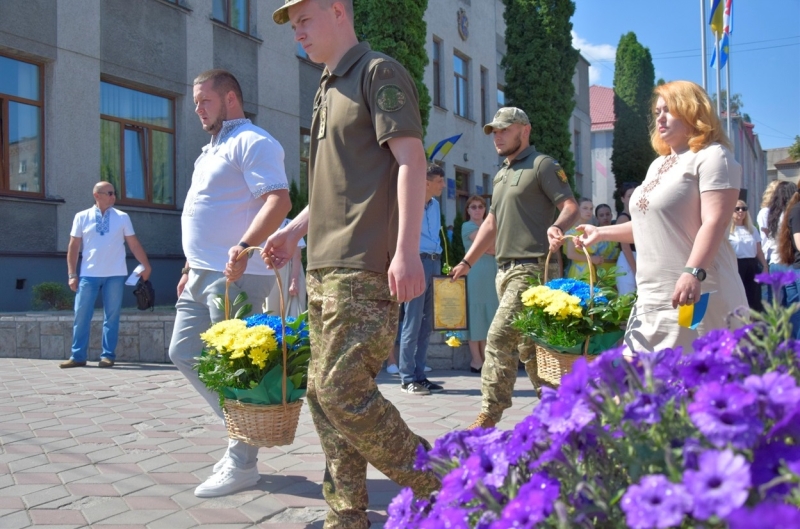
[62,181,151,369]
[168,69,291,498]
[266,1,440,527]
[397,163,446,396]
[451,107,579,430]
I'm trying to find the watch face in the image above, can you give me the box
[696,268,707,281]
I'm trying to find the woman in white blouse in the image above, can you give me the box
[729,199,768,311]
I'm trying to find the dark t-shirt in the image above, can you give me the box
[307,42,423,273]
[788,203,800,268]
[616,212,636,252]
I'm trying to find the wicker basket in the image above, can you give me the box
[220,247,303,448]
[532,240,596,389]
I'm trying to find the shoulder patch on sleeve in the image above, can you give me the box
[553,162,569,183]
[376,84,406,112]
[378,65,395,80]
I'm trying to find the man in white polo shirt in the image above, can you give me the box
[62,181,151,369]
[168,69,291,498]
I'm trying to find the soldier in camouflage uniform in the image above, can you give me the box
[267,1,439,527]
[451,107,579,429]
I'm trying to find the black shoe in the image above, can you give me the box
[418,378,444,393]
[401,382,431,396]
[470,366,482,374]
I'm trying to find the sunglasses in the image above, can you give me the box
[734,206,748,212]
[99,191,116,196]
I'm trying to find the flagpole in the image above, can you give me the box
[715,38,722,118]
[726,36,732,138]
[700,0,708,92]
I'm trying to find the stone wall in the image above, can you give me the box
[0,311,473,370]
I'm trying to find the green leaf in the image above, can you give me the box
[234,304,253,320]
[233,291,248,306]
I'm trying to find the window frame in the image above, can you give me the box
[453,52,470,119]
[480,67,489,126]
[212,0,250,35]
[432,37,443,108]
[0,53,45,198]
[455,166,472,214]
[100,80,176,209]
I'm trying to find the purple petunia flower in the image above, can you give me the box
[687,381,762,449]
[437,464,477,506]
[683,449,751,520]
[755,269,800,291]
[419,506,470,529]
[623,392,665,424]
[557,357,590,402]
[744,371,800,420]
[587,346,630,391]
[490,473,559,529]
[769,406,800,443]
[726,502,800,529]
[507,415,545,465]
[620,474,692,529]
[386,487,422,529]
[751,442,800,497]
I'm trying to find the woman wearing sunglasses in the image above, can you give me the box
[728,200,767,310]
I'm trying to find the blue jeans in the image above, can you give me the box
[71,276,126,362]
[398,256,438,385]
[783,274,800,340]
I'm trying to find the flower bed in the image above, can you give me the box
[387,271,800,528]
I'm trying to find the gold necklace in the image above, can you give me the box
[636,154,679,214]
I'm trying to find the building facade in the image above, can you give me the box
[0,0,590,311]
[589,85,617,211]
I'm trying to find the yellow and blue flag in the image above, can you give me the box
[425,134,462,161]
[677,292,711,330]
[709,0,724,38]
[710,33,730,68]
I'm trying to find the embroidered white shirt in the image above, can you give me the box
[70,206,134,277]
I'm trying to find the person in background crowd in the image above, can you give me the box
[615,182,638,295]
[564,198,603,280]
[576,80,747,353]
[461,194,499,374]
[757,180,780,250]
[762,181,796,304]
[729,199,767,311]
[777,184,800,338]
[593,203,620,274]
[62,182,151,369]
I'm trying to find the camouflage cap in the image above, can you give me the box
[273,0,307,25]
[483,107,530,135]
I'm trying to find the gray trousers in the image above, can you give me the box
[168,269,275,469]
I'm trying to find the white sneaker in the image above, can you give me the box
[212,452,230,473]
[386,363,399,375]
[194,463,260,498]
[424,365,432,372]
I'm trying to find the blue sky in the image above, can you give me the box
[571,0,799,150]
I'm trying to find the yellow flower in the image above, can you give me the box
[200,319,247,354]
[446,336,462,347]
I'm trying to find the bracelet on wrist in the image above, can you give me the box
[68,273,78,279]
[461,259,472,269]
[550,224,563,232]
[238,241,250,249]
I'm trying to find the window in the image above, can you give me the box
[453,53,470,118]
[432,38,443,107]
[497,84,505,109]
[455,167,471,214]
[299,129,310,191]
[212,0,249,33]
[482,173,491,199]
[480,67,488,125]
[100,82,175,206]
[573,129,582,177]
[0,54,43,196]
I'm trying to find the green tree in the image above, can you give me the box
[354,0,431,134]
[790,136,800,161]
[611,32,656,210]
[711,90,744,115]
[288,178,307,220]
[502,0,579,187]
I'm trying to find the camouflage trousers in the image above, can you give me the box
[306,268,440,529]
[481,259,560,422]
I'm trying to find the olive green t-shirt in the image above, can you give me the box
[307,41,423,273]
[489,146,574,261]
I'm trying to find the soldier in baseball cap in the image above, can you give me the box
[483,106,531,134]
[273,0,308,24]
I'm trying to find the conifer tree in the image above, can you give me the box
[611,32,656,208]
[502,0,579,186]
[354,0,431,133]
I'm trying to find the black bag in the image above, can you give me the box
[133,279,155,311]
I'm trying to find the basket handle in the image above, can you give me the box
[544,234,595,358]
[224,246,290,408]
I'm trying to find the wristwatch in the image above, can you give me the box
[68,273,78,279]
[683,267,707,282]
[180,267,191,275]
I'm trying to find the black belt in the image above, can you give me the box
[420,252,440,260]
[498,257,544,271]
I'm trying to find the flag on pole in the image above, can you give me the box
[677,292,711,329]
[709,33,730,68]
[709,0,732,68]
[425,134,462,161]
[723,0,733,35]
[709,0,724,37]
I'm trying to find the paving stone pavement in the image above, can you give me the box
[0,359,540,528]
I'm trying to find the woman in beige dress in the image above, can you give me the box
[576,80,747,353]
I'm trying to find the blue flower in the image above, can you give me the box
[620,474,692,529]
[243,313,308,347]
[683,449,751,520]
[687,381,762,449]
[545,277,607,306]
[726,502,800,529]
